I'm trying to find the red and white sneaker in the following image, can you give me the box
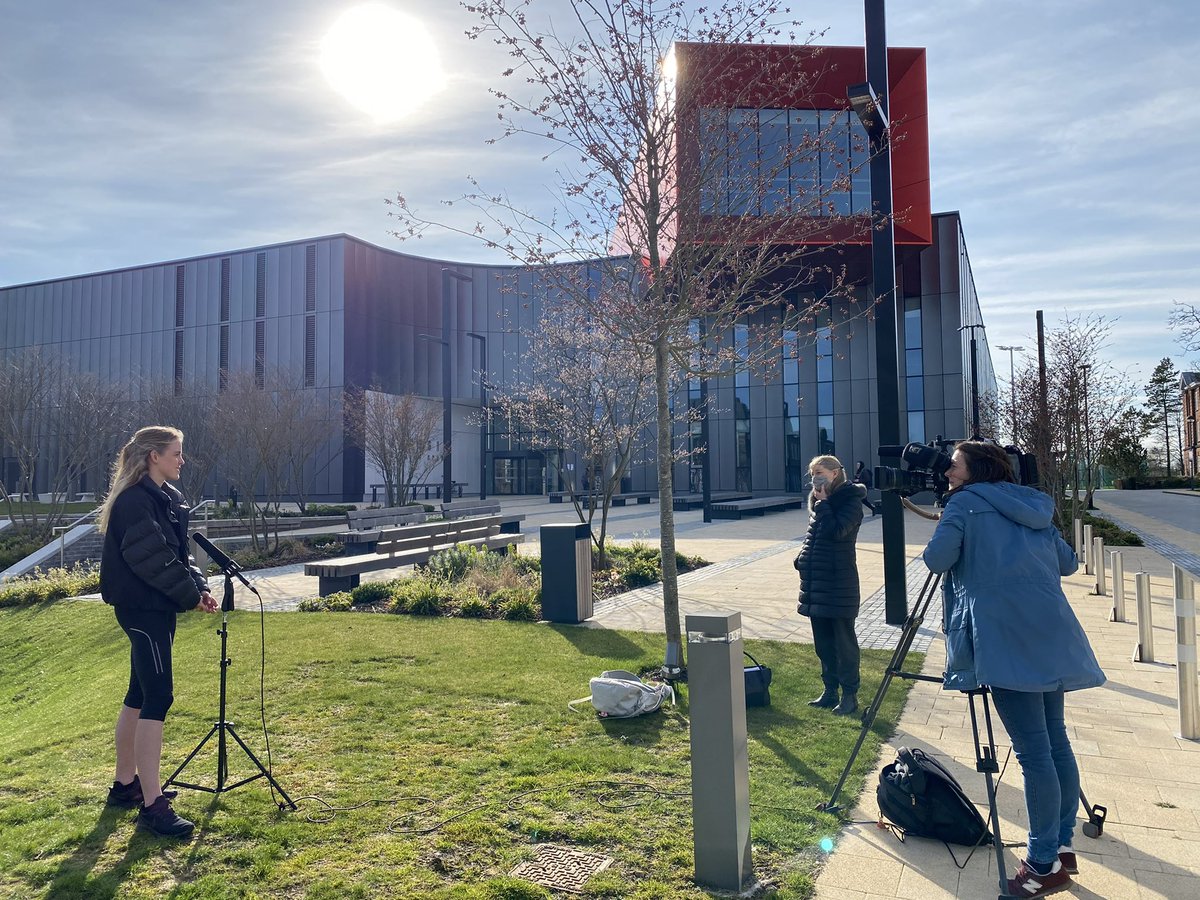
[1007,858,1072,897]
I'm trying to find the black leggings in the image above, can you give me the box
[810,616,860,694]
[115,607,177,721]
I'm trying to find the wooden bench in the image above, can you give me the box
[305,515,525,596]
[548,491,651,507]
[672,491,752,511]
[341,505,431,553]
[709,495,807,520]
[441,501,525,535]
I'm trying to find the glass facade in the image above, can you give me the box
[699,108,870,217]
[734,322,752,491]
[816,310,834,456]
[905,296,925,444]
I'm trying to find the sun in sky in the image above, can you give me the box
[320,3,446,123]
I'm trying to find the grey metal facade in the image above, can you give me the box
[0,219,994,502]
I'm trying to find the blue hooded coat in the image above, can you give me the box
[922,481,1105,694]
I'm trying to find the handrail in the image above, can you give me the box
[190,499,219,521]
[51,505,103,567]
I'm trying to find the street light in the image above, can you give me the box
[850,0,906,626]
[996,345,1024,444]
[466,332,488,500]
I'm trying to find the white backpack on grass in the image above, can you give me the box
[568,670,675,718]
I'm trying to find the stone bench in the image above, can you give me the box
[672,491,753,511]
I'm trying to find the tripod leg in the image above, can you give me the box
[968,691,1018,899]
[163,724,220,790]
[226,724,297,810]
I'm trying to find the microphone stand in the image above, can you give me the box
[164,565,296,810]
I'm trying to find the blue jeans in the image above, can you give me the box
[990,687,1079,867]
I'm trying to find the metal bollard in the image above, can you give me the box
[1110,551,1126,622]
[1083,524,1094,575]
[1175,566,1199,741]
[1134,572,1154,663]
[1093,537,1106,595]
[1074,518,1084,558]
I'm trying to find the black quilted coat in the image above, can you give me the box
[100,475,208,612]
[794,481,866,619]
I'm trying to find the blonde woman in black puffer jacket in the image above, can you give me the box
[793,455,866,716]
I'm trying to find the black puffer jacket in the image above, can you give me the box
[794,481,866,619]
[100,475,208,612]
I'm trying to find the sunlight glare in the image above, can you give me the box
[320,3,446,123]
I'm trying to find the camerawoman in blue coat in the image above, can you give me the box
[922,441,1104,896]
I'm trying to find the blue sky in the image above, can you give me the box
[3,0,1197,386]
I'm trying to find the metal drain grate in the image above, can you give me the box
[509,844,614,893]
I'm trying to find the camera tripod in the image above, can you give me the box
[818,569,1106,900]
[164,573,296,810]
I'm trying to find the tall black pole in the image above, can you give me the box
[699,318,712,523]
[970,336,980,439]
[440,269,472,503]
[468,332,488,500]
[1036,311,1050,490]
[1081,363,1094,507]
[862,0,906,626]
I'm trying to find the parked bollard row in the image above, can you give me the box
[1083,523,1094,576]
[1092,536,1106,596]
[1174,566,1199,741]
[1134,572,1154,663]
[1074,518,1084,561]
[1110,550,1126,623]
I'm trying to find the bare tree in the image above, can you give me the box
[45,373,131,518]
[391,1,865,672]
[141,384,225,509]
[0,348,55,531]
[346,387,443,507]
[1168,301,1200,355]
[491,285,656,568]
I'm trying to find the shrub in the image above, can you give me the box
[303,503,358,517]
[349,581,396,606]
[389,577,449,616]
[297,592,354,612]
[495,587,540,621]
[457,592,493,619]
[0,563,100,608]
[620,555,660,588]
[1083,513,1143,547]
[0,528,45,571]
[425,544,484,583]
[509,554,541,576]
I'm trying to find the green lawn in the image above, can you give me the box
[0,603,916,900]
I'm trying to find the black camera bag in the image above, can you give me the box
[877,746,990,846]
[743,651,772,707]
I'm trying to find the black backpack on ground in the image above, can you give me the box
[877,746,991,847]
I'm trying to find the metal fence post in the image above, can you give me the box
[1134,572,1154,663]
[1110,550,1126,622]
[1174,566,1199,740]
[1083,524,1094,575]
[1092,537,1106,595]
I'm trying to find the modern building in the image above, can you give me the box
[1183,372,1199,478]
[0,43,997,503]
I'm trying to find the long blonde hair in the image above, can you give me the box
[809,455,847,492]
[97,426,184,532]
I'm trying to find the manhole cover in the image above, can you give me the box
[509,844,614,893]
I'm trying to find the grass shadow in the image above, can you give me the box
[545,622,647,660]
[42,805,143,900]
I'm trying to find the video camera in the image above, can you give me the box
[874,437,1038,505]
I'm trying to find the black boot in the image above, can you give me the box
[808,687,839,708]
[834,692,859,716]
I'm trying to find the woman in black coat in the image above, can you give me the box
[794,455,866,715]
[97,426,217,838]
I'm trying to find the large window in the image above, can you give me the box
[699,108,870,217]
[734,322,751,492]
[905,297,925,443]
[782,327,803,491]
[816,311,834,456]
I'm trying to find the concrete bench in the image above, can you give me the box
[610,492,654,507]
[305,515,525,596]
[709,495,806,520]
[548,491,651,507]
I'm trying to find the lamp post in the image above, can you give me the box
[996,344,1024,444]
[1080,362,1093,508]
[466,332,488,500]
[959,324,985,440]
[848,0,906,626]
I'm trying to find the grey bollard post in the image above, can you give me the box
[1083,524,1094,575]
[1110,550,1126,622]
[539,523,593,623]
[1074,518,1084,559]
[1093,537,1106,595]
[1134,572,1154,663]
[686,612,752,892]
[1174,566,1199,740]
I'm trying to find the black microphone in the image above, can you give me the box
[192,531,251,588]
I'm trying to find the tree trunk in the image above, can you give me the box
[653,333,683,673]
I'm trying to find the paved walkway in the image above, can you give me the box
[186,489,1199,898]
